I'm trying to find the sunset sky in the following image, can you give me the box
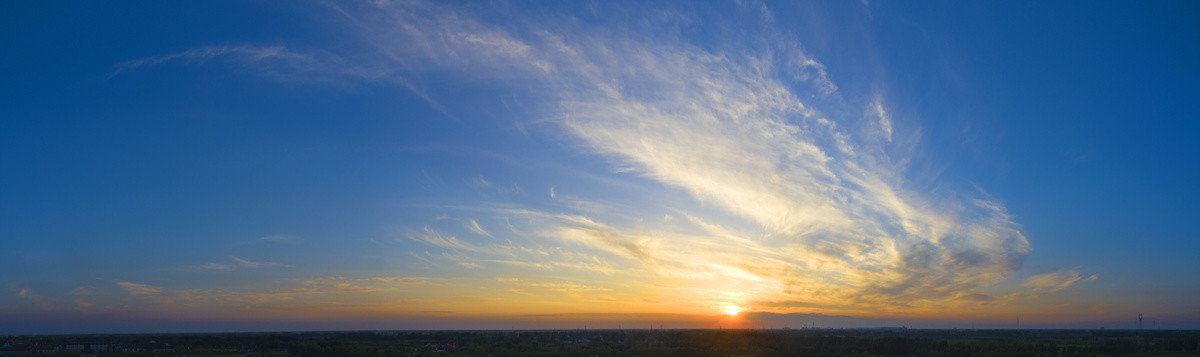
[2,1,1198,333]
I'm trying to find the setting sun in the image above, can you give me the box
[725,306,741,316]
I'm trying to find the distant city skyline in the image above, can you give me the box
[2,0,1198,334]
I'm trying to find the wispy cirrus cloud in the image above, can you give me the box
[114,45,312,73]
[110,43,455,117]
[194,256,292,271]
[407,225,490,254]
[466,176,523,194]
[325,0,1038,313]
[112,45,389,81]
[230,256,292,268]
[464,219,493,238]
[117,281,163,296]
[196,262,236,271]
[117,0,1068,316]
[46,276,454,319]
[1022,268,1098,293]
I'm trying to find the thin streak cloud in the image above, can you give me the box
[117,282,163,296]
[465,219,493,238]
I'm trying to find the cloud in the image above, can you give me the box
[459,262,484,269]
[112,45,383,80]
[871,95,893,142]
[408,225,489,253]
[59,276,451,317]
[1022,269,1095,293]
[108,0,1039,314]
[229,256,292,268]
[320,0,1035,311]
[14,287,56,310]
[467,176,522,194]
[555,225,653,263]
[117,282,163,296]
[111,43,456,117]
[196,263,235,271]
[194,256,292,271]
[464,219,493,238]
[113,45,303,72]
[495,278,612,297]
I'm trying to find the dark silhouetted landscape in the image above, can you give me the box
[5,329,1200,356]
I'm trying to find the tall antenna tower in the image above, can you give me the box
[1138,313,1143,330]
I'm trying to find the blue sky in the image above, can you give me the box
[2,0,1198,333]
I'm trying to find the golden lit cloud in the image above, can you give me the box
[324,0,1043,317]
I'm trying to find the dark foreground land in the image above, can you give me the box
[5,329,1200,356]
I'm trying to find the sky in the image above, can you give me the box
[2,0,1198,334]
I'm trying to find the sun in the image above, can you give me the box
[724,305,741,316]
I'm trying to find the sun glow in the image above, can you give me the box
[724,305,741,316]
